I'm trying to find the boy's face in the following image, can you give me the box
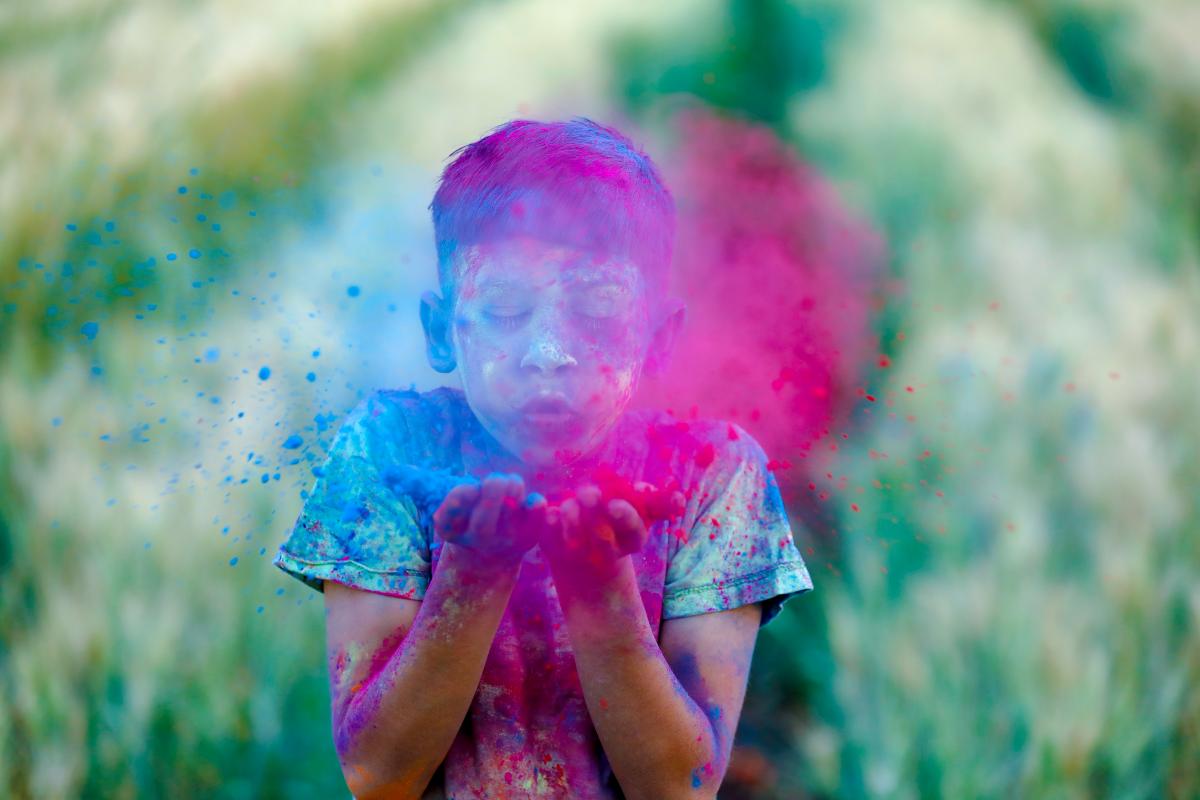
[422,236,681,469]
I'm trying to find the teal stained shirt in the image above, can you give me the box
[273,386,813,798]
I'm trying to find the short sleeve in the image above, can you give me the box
[271,391,431,599]
[663,426,814,627]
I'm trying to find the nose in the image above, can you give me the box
[520,328,578,375]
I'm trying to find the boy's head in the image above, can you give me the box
[421,118,685,468]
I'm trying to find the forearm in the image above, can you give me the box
[552,560,723,800]
[335,544,518,799]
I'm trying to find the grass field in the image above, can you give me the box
[2,1,1198,797]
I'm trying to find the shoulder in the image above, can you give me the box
[621,408,777,511]
[342,386,467,431]
[336,386,470,466]
[633,408,770,476]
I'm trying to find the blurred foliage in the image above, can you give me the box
[2,0,1199,798]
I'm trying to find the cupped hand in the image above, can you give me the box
[432,472,550,568]
[542,482,686,581]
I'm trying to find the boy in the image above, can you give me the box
[273,118,814,799]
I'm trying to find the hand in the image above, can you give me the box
[542,482,685,582]
[432,473,550,568]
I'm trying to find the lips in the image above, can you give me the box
[518,394,581,428]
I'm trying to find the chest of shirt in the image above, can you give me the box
[429,531,670,722]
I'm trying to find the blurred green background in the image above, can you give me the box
[2,0,1198,797]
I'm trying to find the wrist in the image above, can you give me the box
[441,541,524,586]
[550,553,637,609]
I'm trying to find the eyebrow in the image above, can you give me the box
[475,278,526,292]
[563,269,637,290]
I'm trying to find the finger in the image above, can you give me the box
[434,483,480,539]
[557,498,585,553]
[575,484,600,507]
[500,473,525,515]
[538,501,566,556]
[468,474,510,540]
[574,484,603,534]
[522,491,547,511]
[606,499,647,554]
[520,491,548,535]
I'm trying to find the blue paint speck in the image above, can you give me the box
[166,252,177,261]
[65,223,77,231]
[347,285,360,297]
[229,556,239,566]
[305,371,316,382]
[204,347,220,362]
[258,366,271,380]
[80,321,99,340]
[178,185,188,194]
[282,434,302,449]
[189,248,201,259]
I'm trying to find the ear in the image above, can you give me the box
[420,290,457,374]
[644,296,686,378]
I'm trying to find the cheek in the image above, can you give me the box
[600,363,637,397]
[456,324,515,393]
[588,353,641,412]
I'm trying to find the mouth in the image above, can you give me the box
[518,394,581,429]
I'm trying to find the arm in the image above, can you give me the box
[555,565,760,800]
[323,474,547,799]
[325,545,517,799]
[544,491,761,800]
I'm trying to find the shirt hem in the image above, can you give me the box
[662,561,814,626]
[272,548,430,600]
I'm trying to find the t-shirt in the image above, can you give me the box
[273,386,814,799]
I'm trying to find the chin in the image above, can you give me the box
[511,429,608,471]
[515,441,584,469]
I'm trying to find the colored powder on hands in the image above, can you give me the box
[383,463,682,532]
[586,464,682,527]
[382,464,476,516]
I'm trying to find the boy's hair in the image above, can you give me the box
[430,117,676,297]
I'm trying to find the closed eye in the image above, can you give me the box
[483,308,531,329]
[573,312,621,336]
